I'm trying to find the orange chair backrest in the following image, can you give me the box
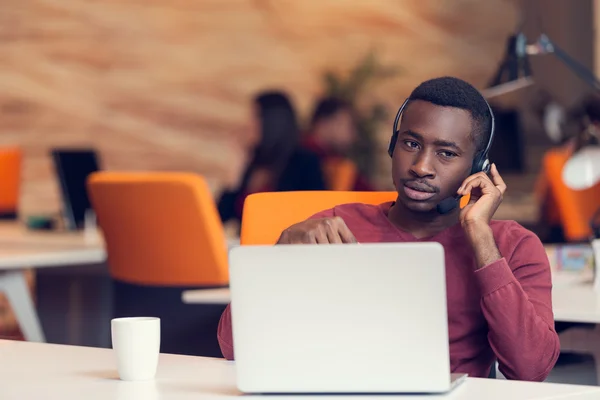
[323,158,358,191]
[542,147,600,241]
[240,191,398,245]
[0,147,22,214]
[87,172,228,286]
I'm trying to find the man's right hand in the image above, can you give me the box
[277,217,358,244]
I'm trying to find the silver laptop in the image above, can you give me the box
[228,243,467,394]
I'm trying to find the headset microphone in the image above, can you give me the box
[388,94,496,214]
[436,195,461,215]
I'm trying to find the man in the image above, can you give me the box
[302,97,373,190]
[217,77,560,381]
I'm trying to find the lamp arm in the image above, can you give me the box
[537,35,600,91]
[553,46,600,90]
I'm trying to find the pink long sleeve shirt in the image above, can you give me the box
[217,202,560,381]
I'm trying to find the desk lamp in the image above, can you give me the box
[488,25,600,221]
[487,22,600,283]
[488,30,600,94]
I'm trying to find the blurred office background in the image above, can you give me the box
[1,0,600,385]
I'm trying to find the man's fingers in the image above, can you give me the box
[458,167,507,196]
[313,228,330,244]
[336,222,357,244]
[462,176,504,203]
[335,217,357,243]
[459,174,494,196]
[326,230,344,243]
[282,217,357,245]
[461,178,487,198]
[339,228,357,244]
[457,172,487,195]
[490,163,507,195]
[324,220,343,244]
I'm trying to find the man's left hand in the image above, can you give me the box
[457,163,507,229]
[457,163,507,269]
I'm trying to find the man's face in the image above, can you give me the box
[391,100,477,213]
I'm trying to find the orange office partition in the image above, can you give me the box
[0,147,22,217]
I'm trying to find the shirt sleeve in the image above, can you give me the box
[308,208,335,219]
[474,228,560,381]
[217,304,234,360]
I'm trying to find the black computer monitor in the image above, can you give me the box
[51,149,100,230]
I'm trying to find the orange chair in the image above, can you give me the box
[87,172,229,286]
[0,147,22,217]
[538,146,600,242]
[240,191,398,245]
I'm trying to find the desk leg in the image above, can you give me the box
[0,270,46,343]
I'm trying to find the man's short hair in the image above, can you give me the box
[406,77,492,154]
[310,97,352,126]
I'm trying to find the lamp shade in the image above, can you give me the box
[562,146,600,190]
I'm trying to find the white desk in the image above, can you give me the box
[180,273,600,308]
[552,273,600,324]
[0,222,240,343]
[181,285,600,312]
[181,260,600,314]
[548,270,600,384]
[0,225,106,343]
[182,287,231,304]
[0,340,598,400]
[181,277,600,317]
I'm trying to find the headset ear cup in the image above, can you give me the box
[389,99,408,158]
[470,157,490,174]
[388,132,398,157]
[481,159,491,173]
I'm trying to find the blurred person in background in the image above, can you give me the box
[218,91,326,226]
[563,93,600,150]
[302,97,374,191]
[536,92,600,244]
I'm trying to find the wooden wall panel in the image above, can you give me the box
[0,0,518,215]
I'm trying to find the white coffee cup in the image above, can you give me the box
[111,317,161,381]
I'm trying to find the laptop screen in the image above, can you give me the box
[51,149,100,230]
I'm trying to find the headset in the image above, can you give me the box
[387,96,496,213]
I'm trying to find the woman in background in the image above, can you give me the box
[218,91,326,225]
[302,96,374,191]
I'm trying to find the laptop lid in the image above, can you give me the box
[51,149,100,230]
[229,242,452,394]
